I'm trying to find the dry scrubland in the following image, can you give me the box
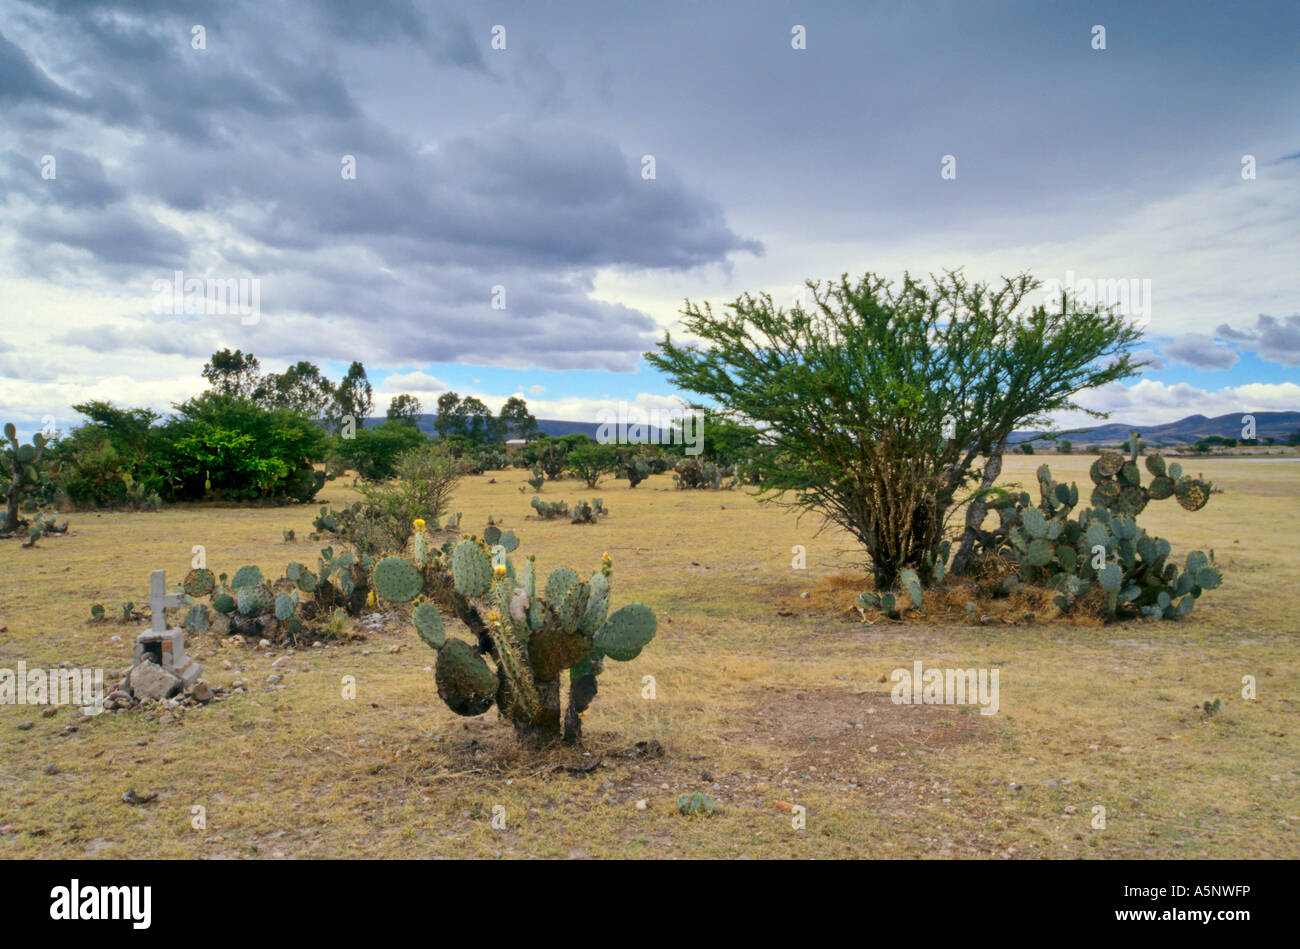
[1,455,1297,858]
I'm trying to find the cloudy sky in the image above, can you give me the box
[1,0,1297,437]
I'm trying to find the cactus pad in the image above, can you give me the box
[1025,538,1054,568]
[231,565,264,590]
[237,583,273,616]
[545,566,580,604]
[413,601,446,649]
[1148,475,1174,500]
[899,568,923,609]
[435,640,497,716]
[594,603,657,661]
[372,556,424,603]
[183,568,215,597]
[1096,452,1126,477]
[274,592,297,622]
[183,603,210,633]
[1174,477,1209,512]
[213,593,236,614]
[451,540,492,598]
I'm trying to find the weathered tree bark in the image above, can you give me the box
[563,674,598,745]
[510,677,561,750]
[950,439,1006,576]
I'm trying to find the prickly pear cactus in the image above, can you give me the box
[971,435,1221,620]
[404,533,657,747]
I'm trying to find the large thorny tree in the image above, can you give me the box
[647,270,1144,588]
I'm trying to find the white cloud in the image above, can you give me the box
[1057,379,1300,428]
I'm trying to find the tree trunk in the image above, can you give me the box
[3,466,20,533]
[950,440,1006,576]
[510,677,561,750]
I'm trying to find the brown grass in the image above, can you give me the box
[0,454,1297,858]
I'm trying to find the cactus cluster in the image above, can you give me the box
[526,465,545,493]
[1085,435,1212,517]
[570,498,607,523]
[969,444,1220,619]
[620,456,650,488]
[369,531,656,747]
[672,457,724,490]
[530,497,569,519]
[530,496,608,523]
[855,438,1223,622]
[2,422,52,534]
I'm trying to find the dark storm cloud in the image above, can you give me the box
[0,0,757,370]
[1215,314,1300,367]
[1162,333,1239,371]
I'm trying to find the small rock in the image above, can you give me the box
[122,789,158,805]
[1040,779,1059,787]
[1064,805,1078,815]
[17,722,33,731]
[266,674,282,685]
[129,661,181,702]
[189,681,214,702]
[799,591,810,599]
[220,659,233,670]
[259,639,271,649]
[43,764,59,775]
[271,656,292,669]
[635,800,647,810]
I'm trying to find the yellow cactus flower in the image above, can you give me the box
[601,551,612,563]
[413,518,425,529]
[366,590,376,606]
[493,564,507,575]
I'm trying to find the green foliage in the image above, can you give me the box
[161,393,327,502]
[434,392,501,445]
[566,443,617,488]
[386,394,423,427]
[648,269,1145,589]
[317,444,464,556]
[330,420,428,481]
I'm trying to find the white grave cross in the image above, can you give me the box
[149,569,185,632]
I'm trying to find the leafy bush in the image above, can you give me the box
[322,443,465,555]
[566,443,617,488]
[330,421,427,481]
[648,270,1143,589]
[160,393,327,502]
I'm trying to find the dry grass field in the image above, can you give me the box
[1,454,1297,859]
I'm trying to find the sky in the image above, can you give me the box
[1,0,1297,439]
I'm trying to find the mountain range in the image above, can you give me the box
[384,411,1300,447]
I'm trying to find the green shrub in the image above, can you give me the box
[331,420,428,481]
[156,394,327,502]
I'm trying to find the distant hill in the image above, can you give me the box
[1009,411,1300,446]
[360,410,1300,447]
[367,416,626,440]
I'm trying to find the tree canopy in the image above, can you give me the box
[647,270,1144,587]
